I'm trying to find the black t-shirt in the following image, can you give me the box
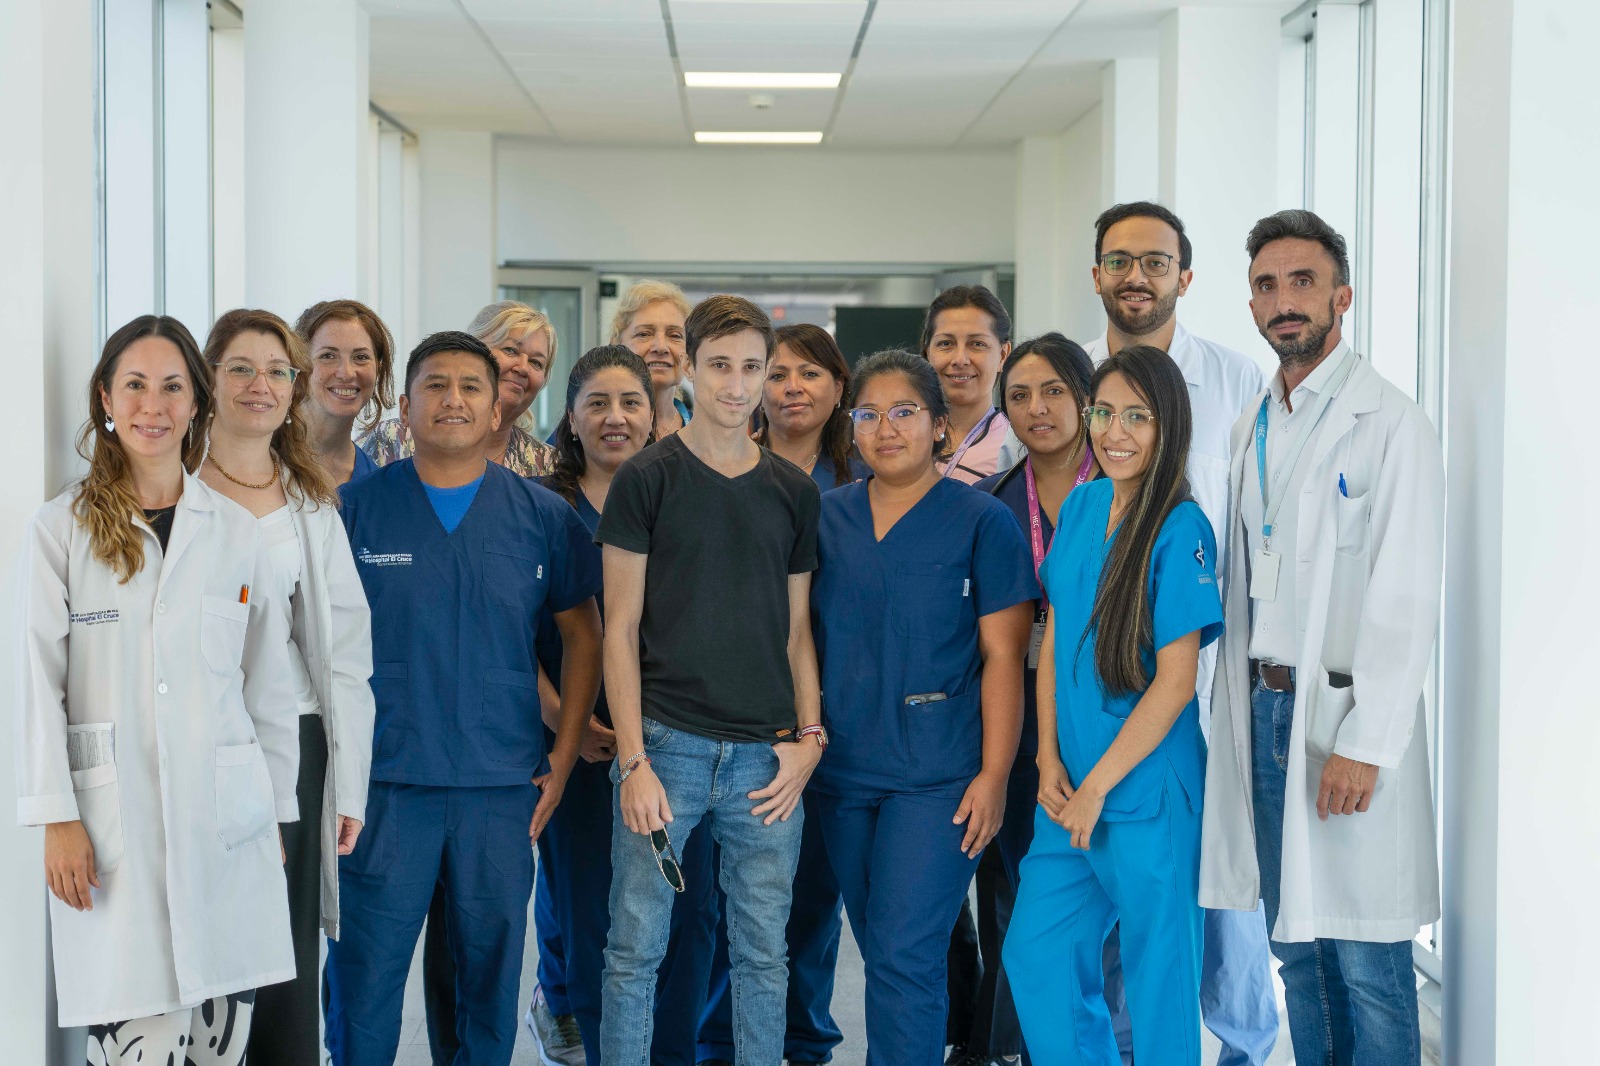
[143,506,176,552]
[596,434,821,743]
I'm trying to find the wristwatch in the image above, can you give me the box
[796,724,829,748]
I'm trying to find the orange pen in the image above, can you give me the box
[239,585,250,605]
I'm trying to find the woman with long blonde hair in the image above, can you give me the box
[17,315,300,1063]
[194,308,377,1066]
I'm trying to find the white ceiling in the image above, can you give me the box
[364,0,1287,148]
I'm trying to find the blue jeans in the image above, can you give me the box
[601,719,802,1066]
[1251,679,1420,1066]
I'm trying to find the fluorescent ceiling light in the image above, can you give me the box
[695,131,825,145]
[684,71,842,89]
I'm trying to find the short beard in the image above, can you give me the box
[1101,285,1179,338]
[1263,299,1337,367]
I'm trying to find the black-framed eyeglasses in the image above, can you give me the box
[847,402,929,434]
[1083,405,1157,432]
[651,828,685,893]
[1098,252,1176,278]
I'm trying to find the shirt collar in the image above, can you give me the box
[1089,323,1201,387]
[1269,340,1352,404]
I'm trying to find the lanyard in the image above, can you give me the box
[1254,349,1357,548]
[944,407,1000,479]
[1023,448,1096,605]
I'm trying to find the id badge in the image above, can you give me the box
[1250,549,1281,602]
[1027,609,1047,670]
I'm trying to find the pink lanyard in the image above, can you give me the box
[944,407,1000,479]
[1024,448,1096,606]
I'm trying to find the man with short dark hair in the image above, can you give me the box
[1074,202,1281,1066]
[324,332,604,1066]
[1204,210,1445,1066]
[598,296,825,1066]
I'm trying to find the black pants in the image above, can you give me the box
[248,714,328,1066]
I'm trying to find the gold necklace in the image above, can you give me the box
[208,451,280,490]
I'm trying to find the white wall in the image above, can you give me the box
[419,130,497,336]
[1058,104,1108,344]
[496,141,1016,268]
[1443,1,1600,1061]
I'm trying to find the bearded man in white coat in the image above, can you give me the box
[1202,209,1444,1066]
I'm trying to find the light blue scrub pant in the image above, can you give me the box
[1004,783,1204,1066]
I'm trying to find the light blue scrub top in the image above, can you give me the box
[1039,478,1223,820]
[810,477,1036,797]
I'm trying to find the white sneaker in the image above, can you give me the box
[525,983,587,1066]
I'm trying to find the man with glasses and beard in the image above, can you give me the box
[1076,202,1282,1066]
[1202,210,1444,1066]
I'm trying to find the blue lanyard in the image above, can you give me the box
[1254,349,1357,547]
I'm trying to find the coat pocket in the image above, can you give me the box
[1334,491,1371,558]
[889,564,968,644]
[1305,667,1356,763]
[200,595,250,677]
[215,741,276,849]
[70,762,125,875]
[483,667,541,766]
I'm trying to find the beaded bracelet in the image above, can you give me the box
[619,750,651,783]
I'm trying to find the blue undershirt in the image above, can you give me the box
[421,473,485,534]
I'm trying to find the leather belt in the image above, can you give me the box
[1252,660,1294,693]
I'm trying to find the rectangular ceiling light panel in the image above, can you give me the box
[694,130,824,143]
[683,71,842,88]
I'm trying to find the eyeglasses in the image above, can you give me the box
[1098,252,1176,278]
[1083,405,1157,432]
[651,828,685,893]
[847,403,930,434]
[220,361,299,387]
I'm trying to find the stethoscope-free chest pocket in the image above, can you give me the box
[200,595,250,677]
[483,538,546,609]
[889,563,969,644]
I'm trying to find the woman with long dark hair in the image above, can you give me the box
[756,323,867,490]
[16,316,298,1063]
[194,309,377,1066]
[1002,345,1223,1065]
[809,349,1035,1066]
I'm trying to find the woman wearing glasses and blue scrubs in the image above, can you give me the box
[810,349,1034,1066]
[1002,345,1223,1066]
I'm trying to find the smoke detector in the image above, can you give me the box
[749,93,777,110]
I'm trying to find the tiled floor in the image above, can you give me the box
[388,890,1305,1066]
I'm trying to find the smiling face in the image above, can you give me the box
[400,349,501,456]
[491,327,551,424]
[762,341,844,441]
[1093,215,1191,338]
[622,299,688,391]
[571,366,653,474]
[1248,237,1352,364]
[211,329,296,440]
[1088,371,1159,487]
[1002,354,1083,460]
[307,317,378,421]
[99,336,199,464]
[852,371,947,483]
[684,328,768,431]
[926,306,1007,410]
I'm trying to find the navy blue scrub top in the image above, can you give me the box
[810,451,871,494]
[974,461,1065,764]
[1039,478,1222,820]
[809,477,1035,797]
[349,443,379,484]
[341,459,602,786]
[532,485,608,727]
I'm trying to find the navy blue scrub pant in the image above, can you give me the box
[325,781,537,1066]
[698,790,846,1063]
[813,786,980,1066]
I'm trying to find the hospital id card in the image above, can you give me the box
[1028,616,1047,670]
[1250,549,1281,602]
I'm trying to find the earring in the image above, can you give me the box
[286,412,292,425]
[186,419,193,446]
[103,417,115,434]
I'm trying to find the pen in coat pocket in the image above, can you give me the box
[1338,473,1348,498]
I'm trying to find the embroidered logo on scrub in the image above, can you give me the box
[357,547,414,567]
[537,565,544,579]
[1194,542,1206,568]
[68,609,120,626]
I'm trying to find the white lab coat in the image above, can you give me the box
[285,495,374,939]
[15,473,300,1027]
[1200,352,1445,943]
